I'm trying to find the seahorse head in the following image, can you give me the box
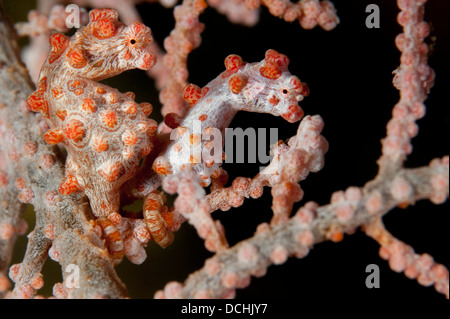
[47,9,155,81]
[228,50,309,123]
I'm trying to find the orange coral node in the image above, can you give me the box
[330,231,344,243]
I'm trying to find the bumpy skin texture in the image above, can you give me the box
[27,9,157,218]
[153,49,309,187]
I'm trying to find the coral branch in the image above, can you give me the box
[156,158,448,298]
[0,5,127,298]
[379,0,434,171]
[159,0,207,118]
[363,216,449,298]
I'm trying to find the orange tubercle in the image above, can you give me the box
[82,98,97,113]
[89,8,119,22]
[211,169,220,179]
[122,130,138,146]
[96,87,106,94]
[27,78,49,117]
[64,119,85,141]
[98,161,123,182]
[260,61,282,79]
[59,175,82,195]
[55,108,67,121]
[49,33,70,64]
[27,92,49,117]
[92,17,118,39]
[228,74,248,94]
[44,128,64,145]
[91,135,109,153]
[265,49,290,67]
[329,231,344,243]
[100,110,118,128]
[122,101,138,115]
[182,84,203,105]
[269,95,280,106]
[67,48,87,69]
[139,102,153,116]
[224,54,244,71]
[152,156,173,176]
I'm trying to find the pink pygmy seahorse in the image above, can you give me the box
[27,8,158,264]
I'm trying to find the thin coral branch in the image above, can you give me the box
[245,0,339,30]
[206,115,328,227]
[0,6,35,297]
[363,216,449,298]
[156,158,448,298]
[379,0,435,171]
[159,0,207,119]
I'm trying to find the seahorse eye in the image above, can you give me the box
[130,39,137,45]
[282,89,288,94]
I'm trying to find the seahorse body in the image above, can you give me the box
[27,9,157,218]
[153,50,310,187]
